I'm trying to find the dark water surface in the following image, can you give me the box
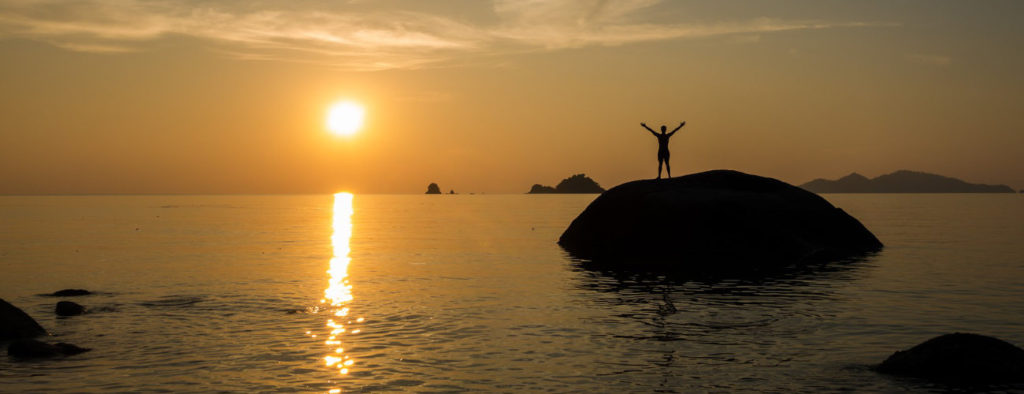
[1,194,1023,392]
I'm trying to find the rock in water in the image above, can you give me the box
[425,183,442,194]
[55,301,86,316]
[877,333,1024,383]
[558,170,882,269]
[0,298,48,339]
[7,339,91,358]
[49,289,92,297]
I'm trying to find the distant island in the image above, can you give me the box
[528,174,605,194]
[425,183,457,194]
[801,170,1015,193]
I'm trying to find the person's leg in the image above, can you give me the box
[657,158,663,179]
[666,158,671,178]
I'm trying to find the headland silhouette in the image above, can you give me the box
[802,170,1015,193]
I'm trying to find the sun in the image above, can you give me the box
[326,101,365,136]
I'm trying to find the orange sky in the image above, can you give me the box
[1,1,1022,194]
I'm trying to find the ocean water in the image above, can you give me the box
[1,193,1023,392]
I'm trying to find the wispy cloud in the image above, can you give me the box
[0,0,883,70]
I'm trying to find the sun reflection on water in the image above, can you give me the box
[325,193,353,305]
[320,192,362,380]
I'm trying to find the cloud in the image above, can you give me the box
[0,0,883,70]
[493,17,872,49]
[905,53,952,66]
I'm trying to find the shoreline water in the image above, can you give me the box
[2,194,1023,392]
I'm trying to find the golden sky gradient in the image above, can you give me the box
[1,1,1022,194]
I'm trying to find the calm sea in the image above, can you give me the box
[1,193,1023,392]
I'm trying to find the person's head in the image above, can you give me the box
[660,125,667,133]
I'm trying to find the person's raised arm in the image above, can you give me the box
[641,122,657,135]
[668,121,685,136]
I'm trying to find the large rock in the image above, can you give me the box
[558,170,882,269]
[1,298,48,340]
[877,333,1024,383]
[425,183,442,194]
[7,339,91,358]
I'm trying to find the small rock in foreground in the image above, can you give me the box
[7,339,91,358]
[877,333,1024,383]
[55,301,86,316]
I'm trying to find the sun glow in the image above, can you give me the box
[326,101,365,136]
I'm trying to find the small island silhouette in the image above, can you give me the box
[528,174,605,194]
[424,183,457,194]
[801,170,1015,193]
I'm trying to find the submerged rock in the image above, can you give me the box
[55,301,86,316]
[48,289,92,297]
[0,298,47,340]
[877,333,1024,383]
[7,339,91,358]
[558,170,882,270]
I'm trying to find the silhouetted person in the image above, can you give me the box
[641,122,684,179]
